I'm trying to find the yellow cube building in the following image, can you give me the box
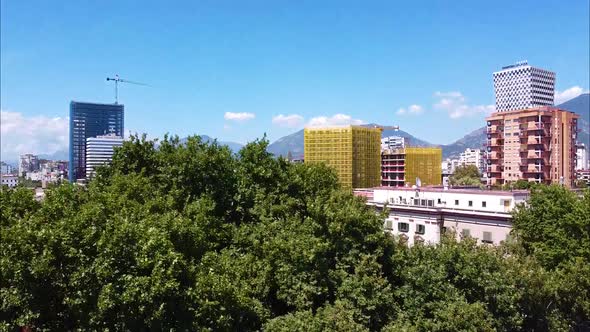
[404,147,442,186]
[304,125,381,189]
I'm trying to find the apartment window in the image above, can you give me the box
[416,224,425,235]
[482,201,487,208]
[427,200,434,207]
[462,229,471,237]
[455,199,459,206]
[482,231,493,244]
[398,222,409,233]
[468,200,473,207]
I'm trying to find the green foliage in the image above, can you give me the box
[1,134,589,330]
[512,185,590,269]
[449,165,481,186]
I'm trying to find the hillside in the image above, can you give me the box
[267,125,435,158]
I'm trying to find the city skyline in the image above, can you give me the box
[1,0,589,161]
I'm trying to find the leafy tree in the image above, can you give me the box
[511,185,590,269]
[2,134,589,331]
[449,165,481,186]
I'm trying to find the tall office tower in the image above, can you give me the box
[485,107,579,187]
[85,134,124,178]
[69,101,124,182]
[493,61,555,112]
[576,143,588,171]
[18,154,39,176]
[304,125,381,189]
[381,147,442,187]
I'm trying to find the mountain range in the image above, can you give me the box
[267,93,590,159]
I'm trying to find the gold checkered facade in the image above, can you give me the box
[404,147,442,186]
[304,126,381,189]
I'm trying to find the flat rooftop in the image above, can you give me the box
[357,186,529,197]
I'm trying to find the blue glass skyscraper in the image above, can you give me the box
[68,101,124,182]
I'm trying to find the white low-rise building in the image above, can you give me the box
[1,174,19,188]
[356,187,529,246]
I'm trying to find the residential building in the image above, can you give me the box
[304,125,381,189]
[485,107,579,187]
[19,154,39,177]
[69,101,124,182]
[381,147,442,187]
[459,148,485,174]
[493,61,555,112]
[1,174,19,188]
[355,187,529,246]
[85,134,124,178]
[576,143,588,171]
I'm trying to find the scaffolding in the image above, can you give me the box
[304,126,381,189]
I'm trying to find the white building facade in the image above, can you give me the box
[576,143,588,171]
[381,136,406,151]
[1,174,19,188]
[493,61,555,112]
[85,135,124,179]
[459,148,485,174]
[359,187,529,246]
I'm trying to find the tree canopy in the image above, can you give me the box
[1,134,589,331]
[449,164,481,186]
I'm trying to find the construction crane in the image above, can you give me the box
[106,74,149,104]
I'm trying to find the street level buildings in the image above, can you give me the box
[381,147,442,187]
[69,101,124,182]
[493,61,555,112]
[304,125,381,189]
[19,154,39,177]
[485,107,579,187]
[85,134,124,178]
[354,187,528,246]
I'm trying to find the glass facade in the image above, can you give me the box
[69,101,124,182]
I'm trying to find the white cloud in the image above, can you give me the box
[306,113,364,127]
[272,114,305,128]
[433,91,494,119]
[1,110,69,160]
[224,112,255,121]
[397,104,423,115]
[555,86,589,104]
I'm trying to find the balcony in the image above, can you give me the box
[382,169,405,173]
[487,165,503,173]
[488,138,503,146]
[521,164,545,173]
[489,152,502,160]
[526,150,544,159]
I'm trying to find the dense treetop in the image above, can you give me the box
[1,135,589,331]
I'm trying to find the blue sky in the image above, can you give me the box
[1,0,589,159]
